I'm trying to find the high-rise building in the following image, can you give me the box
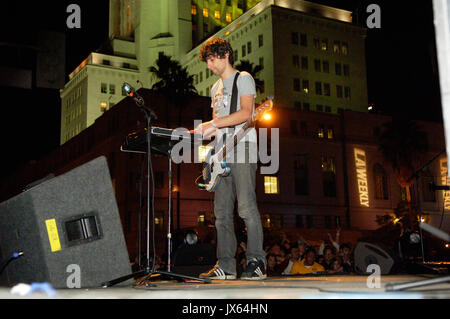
[59,0,367,144]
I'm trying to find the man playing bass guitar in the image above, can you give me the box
[194,38,266,281]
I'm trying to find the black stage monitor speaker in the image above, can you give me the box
[0,156,132,288]
[354,241,396,275]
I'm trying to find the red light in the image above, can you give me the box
[129,92,134,97]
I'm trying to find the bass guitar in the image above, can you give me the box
[198,97,273,192]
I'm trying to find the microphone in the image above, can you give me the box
[123,82,158,119]
[123,82,144,107]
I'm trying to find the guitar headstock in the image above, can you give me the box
[253,96,274,122]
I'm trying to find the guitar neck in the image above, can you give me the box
[214,98,272,162]
[217,120,253,162]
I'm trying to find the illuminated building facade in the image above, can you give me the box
[60,0,367,144]
[2,91,448,254]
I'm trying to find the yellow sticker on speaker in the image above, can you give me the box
[45,219,61,252]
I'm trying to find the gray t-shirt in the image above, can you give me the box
[210,70,257,163]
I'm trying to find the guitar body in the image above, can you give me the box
[200,148,231,192]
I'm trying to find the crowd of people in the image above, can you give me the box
[132,228,356,278]
[237,228,355,277]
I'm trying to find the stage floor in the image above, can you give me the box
[1,274,449,299]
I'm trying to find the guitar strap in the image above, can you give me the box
[229,71,240,118]
[220,71,239,150]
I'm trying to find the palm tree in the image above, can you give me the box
[234,60,264,94]
[149,53,197,127]
[377,117,428,228]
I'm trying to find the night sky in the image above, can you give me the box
[0,0,443,182]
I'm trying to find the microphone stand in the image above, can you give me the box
[101,90,210,287]
[385,225,450,292]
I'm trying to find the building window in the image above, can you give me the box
[101,83,107,93]
[258,34,263,47]
[226,12,232,22]
[324,83,330,96]
[300,33,307,46]
[373,163,389,200]
[343,64,350,77]
[327,126,334,139]
[301,56,308,70]
[294,101,301,109]
[336,85,343,98]
[259,57,264,69]
[303,103,310,111]
[191,5,197,15]
[100,101,107,112]
[197,145,214,163]
[314,59,321,72]
[335,63,342,75]
[325,106,331,113]
[344,86,351,99]
[291,32,298,45]
[198,212,206,225]
[318,124,325,138]
[234,50,238,61]
[316,104,323,112]
[226,0,232,6]
[302,80,309,94]
[109,84,115,94]
[103,59,111,65]
[241,44,246,57]
[313,38,320,49]
[315,81,322,95]
[154,211,164,231]
[264,176,279,194]
[333,41,340,54]
[214,10,220,19]
[293,78,300,91]
[203,7,209,17]
[295,155,309,195]
[322,156,337,197]
[321,39,328,51]
[342,42,348,55]
[247,41,252,54]
[292,55,299,68]
[322,60,329,73]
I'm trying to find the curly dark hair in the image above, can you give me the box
[200,38,234,65]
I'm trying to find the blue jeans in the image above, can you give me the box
[213,143,266,274]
